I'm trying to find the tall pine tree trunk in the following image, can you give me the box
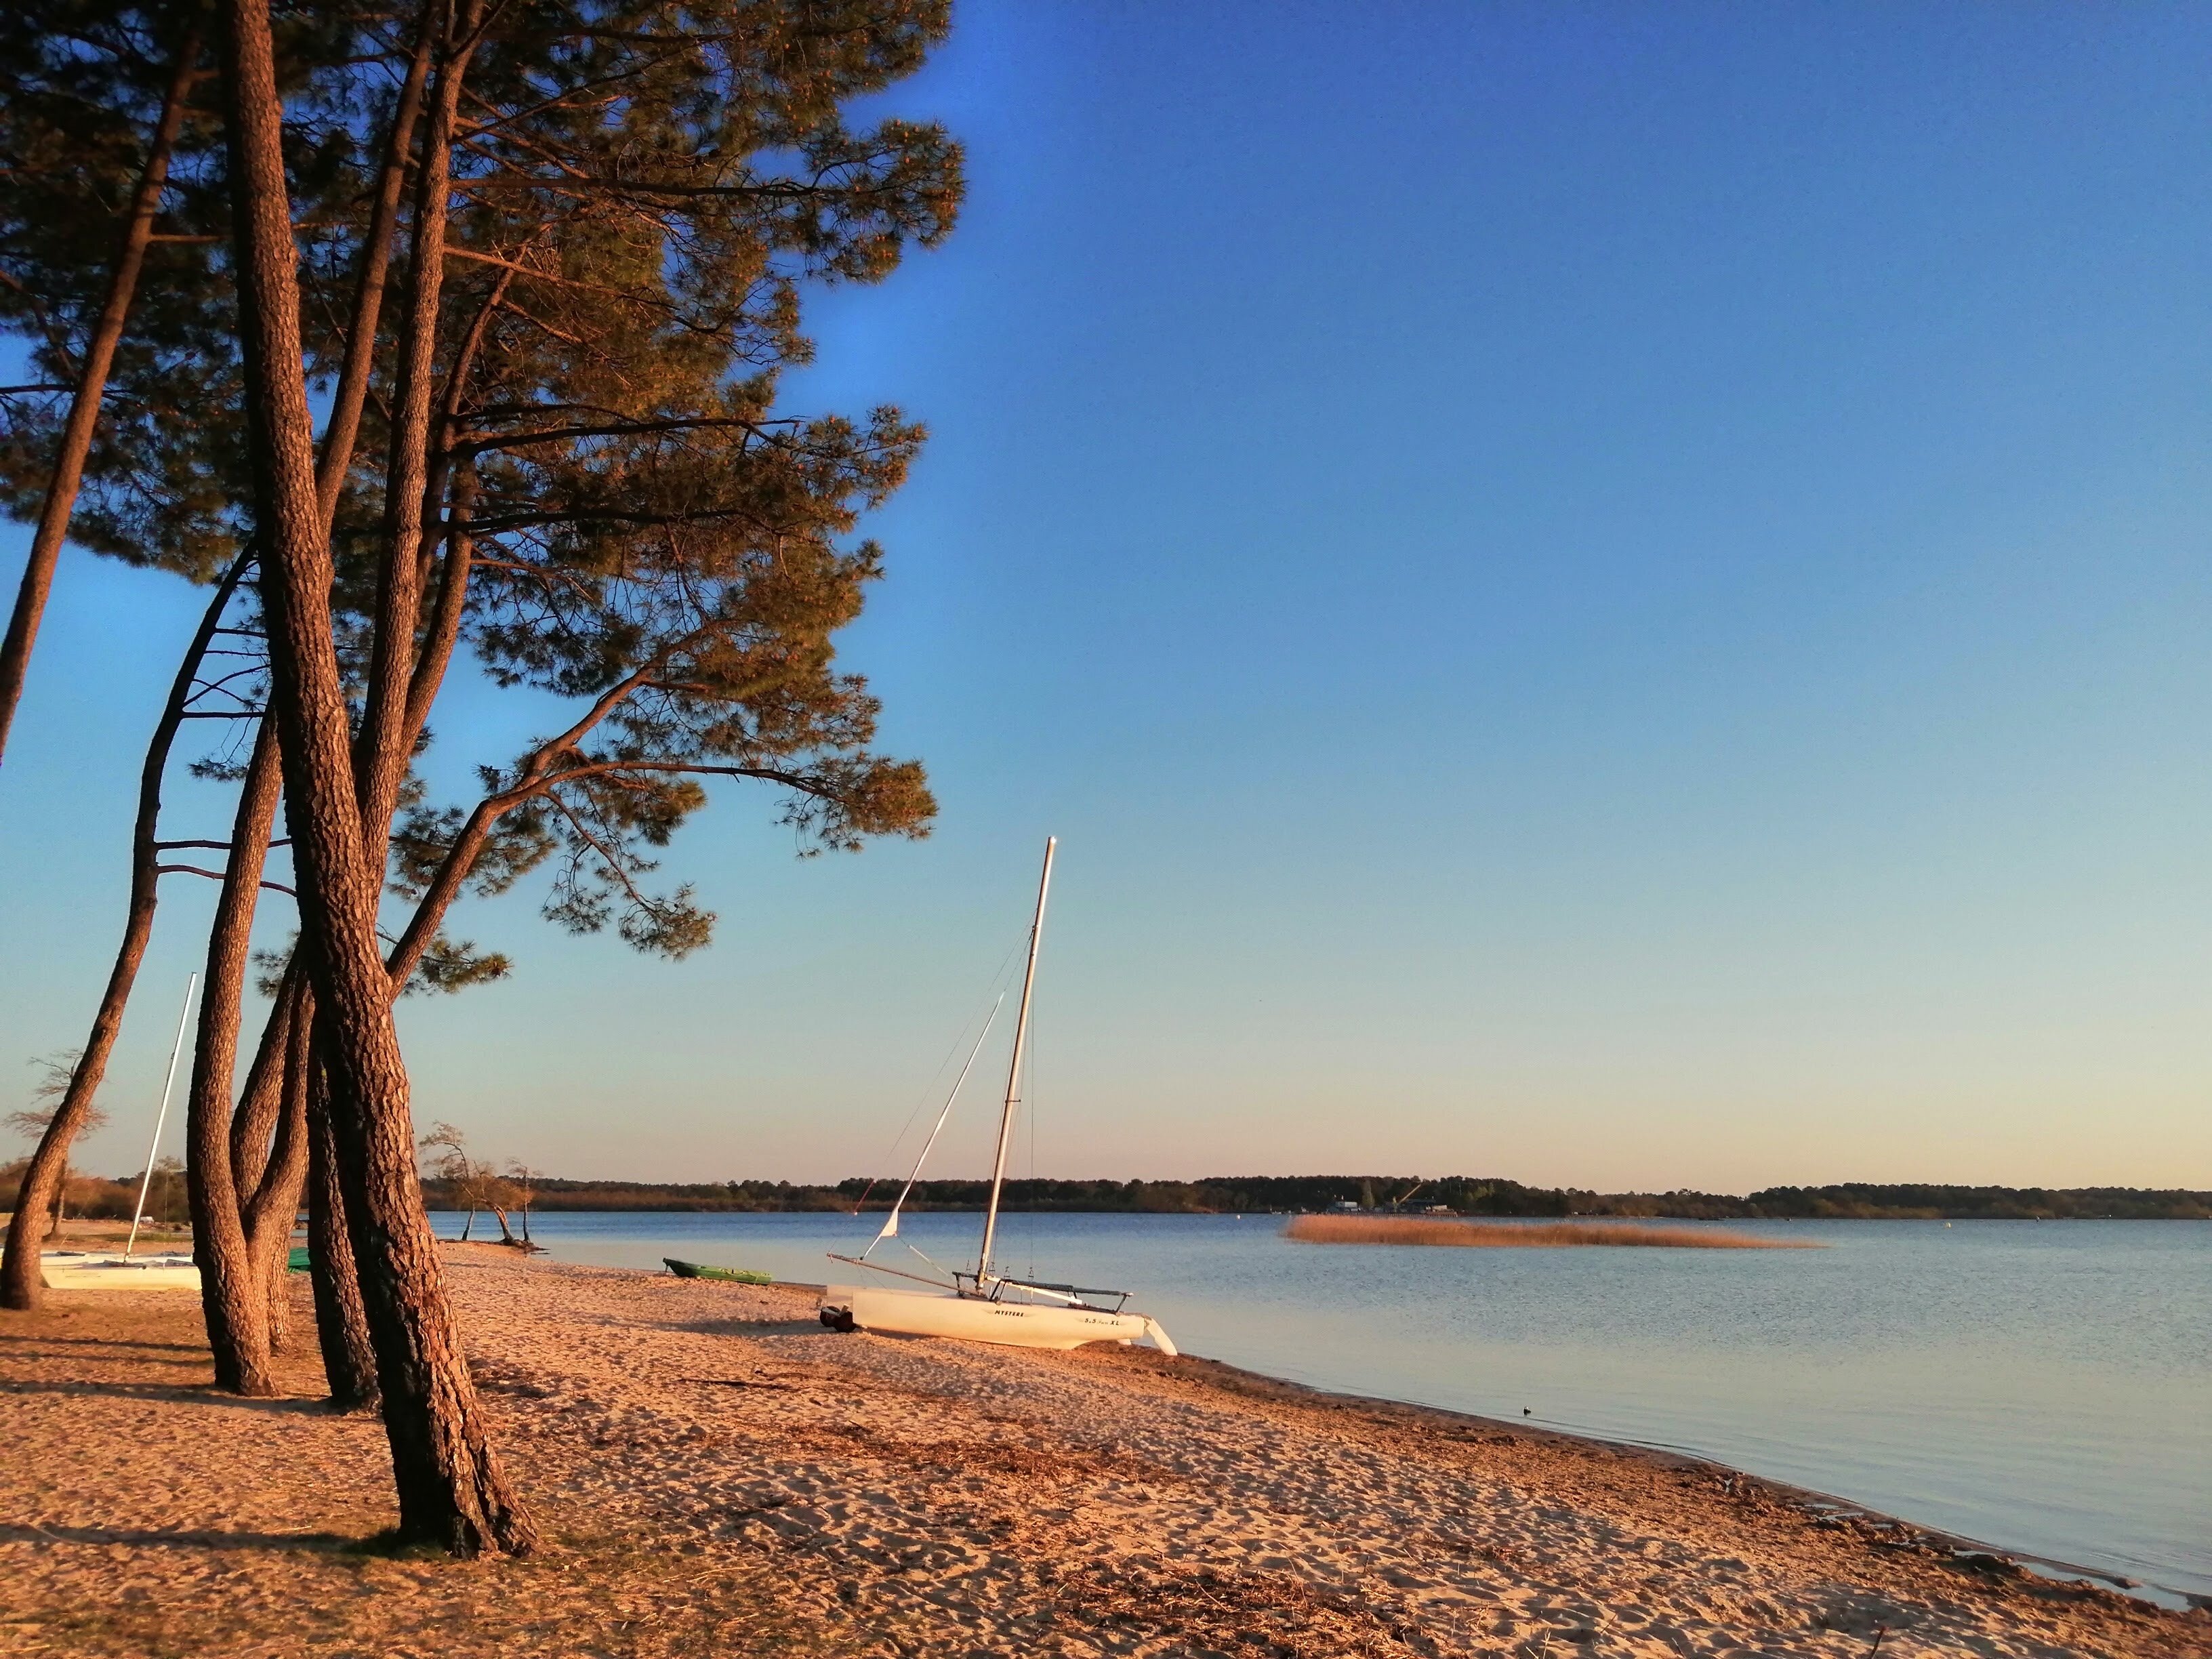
[0,26,202,768]
[248,1034,310,1353]
[213,956,311,1362]
[0,555,247,1310]
[313,0,436,528]
[228,967,300,1200]
[219,0,533,1553]
[307,1056,379,1412]
[354,0,477,846]
[186,714,284,1395]
[194,0,434,1378]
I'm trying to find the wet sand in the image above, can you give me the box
[2,1246,2202,1656]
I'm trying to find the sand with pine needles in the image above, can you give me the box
[1,1244,2200,1657]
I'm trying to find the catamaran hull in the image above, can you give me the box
[822,1285,1176,1355]
[39,1252,201,1291]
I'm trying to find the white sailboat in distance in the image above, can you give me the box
[820,838,1177,1355]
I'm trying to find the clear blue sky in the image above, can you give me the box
[4,2,2208,1191]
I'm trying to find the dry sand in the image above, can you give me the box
[2,1245,2202,1658]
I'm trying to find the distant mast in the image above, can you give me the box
[977,836,1055,1285]
[123,974,197,1258]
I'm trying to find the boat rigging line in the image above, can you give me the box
[856,996,1007,1262]
[846,931,1027,1216]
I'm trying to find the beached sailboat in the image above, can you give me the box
[39,1251,201,1290]
[821,838,1176,1356]
[41,975,203,1294]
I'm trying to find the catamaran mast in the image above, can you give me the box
[977,835,1054,1284]
[123,973,197,1258]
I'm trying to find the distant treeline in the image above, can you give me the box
[1580,1183,2211,1221]
[0,1159,167,1223]
[413,1172,2212,1221]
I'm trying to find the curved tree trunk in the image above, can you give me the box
[188,692,335,1377]
[225,964,305,1351]
[221,0,534,1554]
[248,1031,311,1353]
[186,714,284,1395]
[0,555,247,1311]
[0,26,203,769]
[229,966,300,1200]
[306,1052,379,1412]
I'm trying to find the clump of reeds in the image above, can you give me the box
[1284,1214,1818,1249]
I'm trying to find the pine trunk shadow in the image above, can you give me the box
[0,1521,361,1553]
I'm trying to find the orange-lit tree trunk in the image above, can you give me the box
[194,937,311,1370]
[184,714,284,1394]
[312,1,435,530]
[0,553,247,1310]
[218,960,311,1353]
[219,0,533,1553]
[246,1017,310,1351]
[306,1049,379,1410]
[0,25,202,769]
[227,970,299,1208]
[193,0,435,1393]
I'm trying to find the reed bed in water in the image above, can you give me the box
[1286,1215,1818,1249]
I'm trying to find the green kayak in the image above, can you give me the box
[665,1256,773,1285]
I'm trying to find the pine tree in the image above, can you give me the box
[211,0,957,1554]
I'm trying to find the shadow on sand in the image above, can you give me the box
[0,1379,329,1413]
[0,1332,206,1354]
[0,1520,361,1554]
[661,1315,837,1340]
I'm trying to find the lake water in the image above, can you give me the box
[449,1208,2211,1604]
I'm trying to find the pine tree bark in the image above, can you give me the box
[356,0,477,846]
[220,0,533,1553]
[307,1057,378,1412]
[0,25,203,769]
[314,0,435,529]
[199,0,434,1366]
[0,554,247,1311]
[186,714,284,1395]
[248,1031,310,1352]
[228,968,298,1202]
[186,737,315,1374]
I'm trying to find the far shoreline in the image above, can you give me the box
[17,1174,2207,1233]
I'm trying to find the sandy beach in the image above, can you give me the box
[1,1245,2201,1658]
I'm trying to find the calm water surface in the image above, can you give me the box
[454,1209,2210,1602]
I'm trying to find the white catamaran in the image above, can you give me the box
[820,838,1177,1355]
[41,974,202,1292]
